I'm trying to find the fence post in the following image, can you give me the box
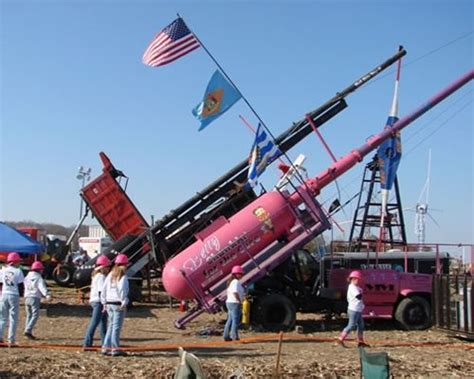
[445,274,451,329]
[463,275,469,333]
[433,275,438,327]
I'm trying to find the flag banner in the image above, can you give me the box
[192,70,242,131]
[378,117,402,191]
[378,62,402,191]
[328,198,341,213]
[142,18,200,67]
[247,123,281,188]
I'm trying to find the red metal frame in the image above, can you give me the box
[81,152,149,241]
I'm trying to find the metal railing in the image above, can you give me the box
[433,274,473,340]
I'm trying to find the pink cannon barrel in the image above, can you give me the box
[162,191,296,300]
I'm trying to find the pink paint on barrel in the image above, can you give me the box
[162,191,296,300]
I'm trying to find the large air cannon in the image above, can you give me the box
[163,70,473,328]
[72,49,406,292]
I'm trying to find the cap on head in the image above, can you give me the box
[231,265,244,275]
[114,254,128,266]
[96,255,111,267]
[7,252,21,264]
[31,261,44,271]
[349,270,362,280]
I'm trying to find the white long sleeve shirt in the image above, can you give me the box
[347,283,364,312]
[100,273,129,307]
[0,265,25,296]
[24,271,49,299]
[89,271,106,304]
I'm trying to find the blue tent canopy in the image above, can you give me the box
[0,222,44,254]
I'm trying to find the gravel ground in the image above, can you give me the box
[0,284,472,378]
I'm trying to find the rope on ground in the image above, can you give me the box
[0,334,472,352]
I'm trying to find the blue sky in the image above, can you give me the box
[1,0,472,245]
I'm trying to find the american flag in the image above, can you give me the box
[142,18,200,67]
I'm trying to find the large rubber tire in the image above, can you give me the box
[252,293,296,332]
[394,296,431,330]
[53,265,75,287]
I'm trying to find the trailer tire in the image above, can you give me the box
[252,294,296,332]
[129,279,143,304]
[395,296,431,330]
[53,265,75,287]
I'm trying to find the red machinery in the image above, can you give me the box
[0,227,41,266]
[162,70,473,329]
[73,50,407,292]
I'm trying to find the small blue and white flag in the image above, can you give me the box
[247,123,280,188]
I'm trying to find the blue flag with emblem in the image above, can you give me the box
[192,70,242,131]
[247,123,280,188]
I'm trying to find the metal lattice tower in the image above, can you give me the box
[348,155,407,252]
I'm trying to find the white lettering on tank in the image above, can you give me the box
[182,236,220,273]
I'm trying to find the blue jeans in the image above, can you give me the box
[24,297,41,334]
[102,304,125,352]
[0,294,20,343]
[223,302,241,340]
[83,302,107,347]
[341,309,365,341]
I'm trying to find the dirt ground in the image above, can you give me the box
[0,283,472,378]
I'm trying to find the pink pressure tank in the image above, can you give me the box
[162,191,296,300]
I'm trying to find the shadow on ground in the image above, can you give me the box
[46,303,156,319]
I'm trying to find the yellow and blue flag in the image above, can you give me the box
[192,70,242,131]
[247,123,280,188]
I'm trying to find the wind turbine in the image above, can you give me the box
[413,149,440,249]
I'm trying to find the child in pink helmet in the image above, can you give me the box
[83,255,111,349]
[0,252,25,346]
[223,265,245,341]
[100,253,129,356]
[23,261,51,339]
[337,270,369,347]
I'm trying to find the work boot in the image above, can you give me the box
[24,332,36,340]
[111,350,127,357]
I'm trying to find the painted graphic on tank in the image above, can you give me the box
[253,206,274,234]
[162,191,296,300]
[182,235,221,272]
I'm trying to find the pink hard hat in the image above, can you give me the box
[231,265,244,275]
[7,252,21,263]
[96,255,111,267]
[349,270,362,280]
[114,254,128,266]
[31,261,44,271]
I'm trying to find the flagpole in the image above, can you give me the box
[377,46,403,254]
[179,14,310,187]
[179,15,276,135]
